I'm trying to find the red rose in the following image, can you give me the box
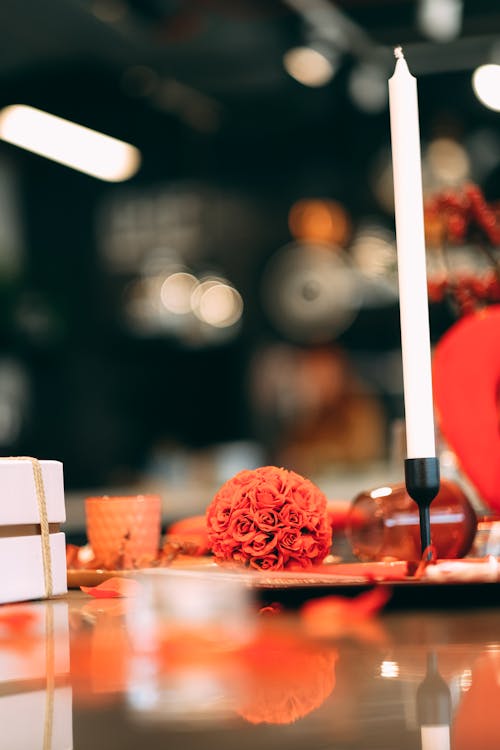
[279,528,302,552]
[300,535,323,559]
[245,483,283,510]
[242,532,278,557]
[207,500,233,533]
[228,509,257,542]
[254,509,280,532]
[255,487,282,508]
[249,551,284,570]
[206,466,332,571]
[279,504,304,528]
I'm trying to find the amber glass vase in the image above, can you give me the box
[346,478,477,562]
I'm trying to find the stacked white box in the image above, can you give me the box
[0,459,67,603]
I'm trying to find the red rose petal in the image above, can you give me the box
[301,586,392,637]
[80,577,140,598]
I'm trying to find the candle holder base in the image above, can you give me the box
[405,457,440,555]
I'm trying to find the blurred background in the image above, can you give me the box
[0,0,499,530]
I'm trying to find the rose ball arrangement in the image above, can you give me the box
[206,466,332,571]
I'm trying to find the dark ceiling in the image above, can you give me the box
[0,0,497,180]
[1,1,500,101]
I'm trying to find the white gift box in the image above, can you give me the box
[0,459,67,604]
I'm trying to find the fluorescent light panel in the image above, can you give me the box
[0,105,141,181]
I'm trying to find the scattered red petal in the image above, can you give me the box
[300,586,392,638]
[80,577,140,598]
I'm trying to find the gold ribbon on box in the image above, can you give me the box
[1,457,53,598]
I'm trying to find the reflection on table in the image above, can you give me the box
[0,600,72,750]
[1,583,500,750]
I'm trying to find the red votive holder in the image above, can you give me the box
[85,494,162,569]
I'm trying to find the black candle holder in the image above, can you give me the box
[405,457,440,556]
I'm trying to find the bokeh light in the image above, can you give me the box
[426,138,470,185]
[283,46,335,88]
[195,283,243,328]
[124,270,244,344]
[417,0,462,42]
[351,226,396,280]
[261,242,361,343]
[472,64,500,112]
[160,272,198,315]
[348,63,388,114]
[380,660,400,679]
[288,199,351,246]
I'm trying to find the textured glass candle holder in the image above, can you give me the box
[85,494,161,569]
[346,479,477,562]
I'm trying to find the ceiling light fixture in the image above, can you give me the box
[0,105,141,181]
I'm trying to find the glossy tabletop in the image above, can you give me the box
[2,588,500,750]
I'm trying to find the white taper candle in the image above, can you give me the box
[389,47,436,459]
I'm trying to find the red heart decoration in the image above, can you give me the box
[433,305,500,512]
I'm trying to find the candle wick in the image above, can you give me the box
[394,45,404,60]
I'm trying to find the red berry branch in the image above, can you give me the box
[425,184,500,316]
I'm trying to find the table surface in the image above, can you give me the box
[3,588,500,750]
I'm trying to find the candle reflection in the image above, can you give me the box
[417,652,451,750]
